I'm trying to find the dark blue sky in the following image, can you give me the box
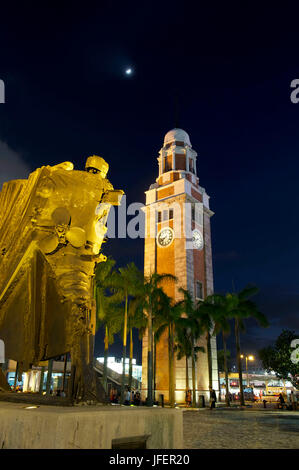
[0,2,298,364]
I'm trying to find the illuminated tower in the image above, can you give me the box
[142,128,218,404]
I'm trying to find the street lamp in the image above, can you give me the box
[240,354,255,387]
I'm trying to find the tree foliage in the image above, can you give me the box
[259,329,299,390]
[217,349,231,372]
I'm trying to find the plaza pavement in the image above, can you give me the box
[183,407,299,449]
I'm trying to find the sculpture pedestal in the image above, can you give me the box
[0,402,183,449]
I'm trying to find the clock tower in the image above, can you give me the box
[142,128,219,404]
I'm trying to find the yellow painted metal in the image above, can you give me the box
[0,156,123,397]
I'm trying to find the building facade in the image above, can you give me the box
[219,371,297,398]
[97,357,142,383]
[142,128,218,404]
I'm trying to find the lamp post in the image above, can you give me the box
[240,354,254,387]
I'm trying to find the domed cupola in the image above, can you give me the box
[156,128,198,186]
[163,128,191,147]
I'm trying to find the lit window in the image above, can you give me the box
[191,204,195,221]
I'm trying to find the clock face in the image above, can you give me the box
[192,229,204,250]
[157,227,174,247]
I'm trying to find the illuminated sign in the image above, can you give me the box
[230,380,239,387]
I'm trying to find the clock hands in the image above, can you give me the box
[157,228,174,247]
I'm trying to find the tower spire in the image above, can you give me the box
[174,89,180,129]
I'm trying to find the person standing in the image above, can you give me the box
[134,391,141,406]
[278,393,285,409]
[124,387,131,405]
[209,387,217,409]
[186,389,192,407]
[291,391,297,411]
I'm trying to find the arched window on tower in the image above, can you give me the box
[195,281,203,300]
[175,154,186,171]
[191,204,195,221]
[165,155,173,172]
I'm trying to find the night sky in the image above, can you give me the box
[0,3,299,366]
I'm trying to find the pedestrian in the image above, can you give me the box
[134,391,141,406]
[124,387,131,405]
[277,393,285,409]
[186,389,192,407]
[291,391,298,411]
[209,387,217,409]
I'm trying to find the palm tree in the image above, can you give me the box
[219,332,230,406]
[196,301,214,391]
[154,293,183,407]
[100,302,124,392]
[175,319,204,405]
[109,262,143,403]
[199,294,231,406]
[175,324,192,394]
[127,296,147,390]
[95,257,120,394]
[230,285,268,406]
[217,348,231,402]
[204,286,268,406]
[177,288,207,407]
[138,272,177,406]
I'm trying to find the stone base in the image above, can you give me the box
[0,402,183,449]
[0,391,72,406]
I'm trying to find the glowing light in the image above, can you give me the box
[24,406,39,409]
[125,68,132,75]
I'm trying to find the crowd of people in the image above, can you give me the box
[109,386,142,406]
[108,385,299,411]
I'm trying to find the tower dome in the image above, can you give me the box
[163,128,191,147]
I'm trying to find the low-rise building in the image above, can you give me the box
[219,370,295,401]
[97,357,142,383]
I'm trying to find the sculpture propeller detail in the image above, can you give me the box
[39,207,87,254]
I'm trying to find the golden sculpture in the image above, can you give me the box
[0,156,123,401]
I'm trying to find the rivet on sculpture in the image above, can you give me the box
[0,156,124,402]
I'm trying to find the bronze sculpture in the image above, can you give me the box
[0,156,123,401]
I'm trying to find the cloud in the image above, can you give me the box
[0,141,31,190]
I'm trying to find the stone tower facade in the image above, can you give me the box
[142,128,218,404]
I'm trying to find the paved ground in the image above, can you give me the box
[183,407,299,449]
